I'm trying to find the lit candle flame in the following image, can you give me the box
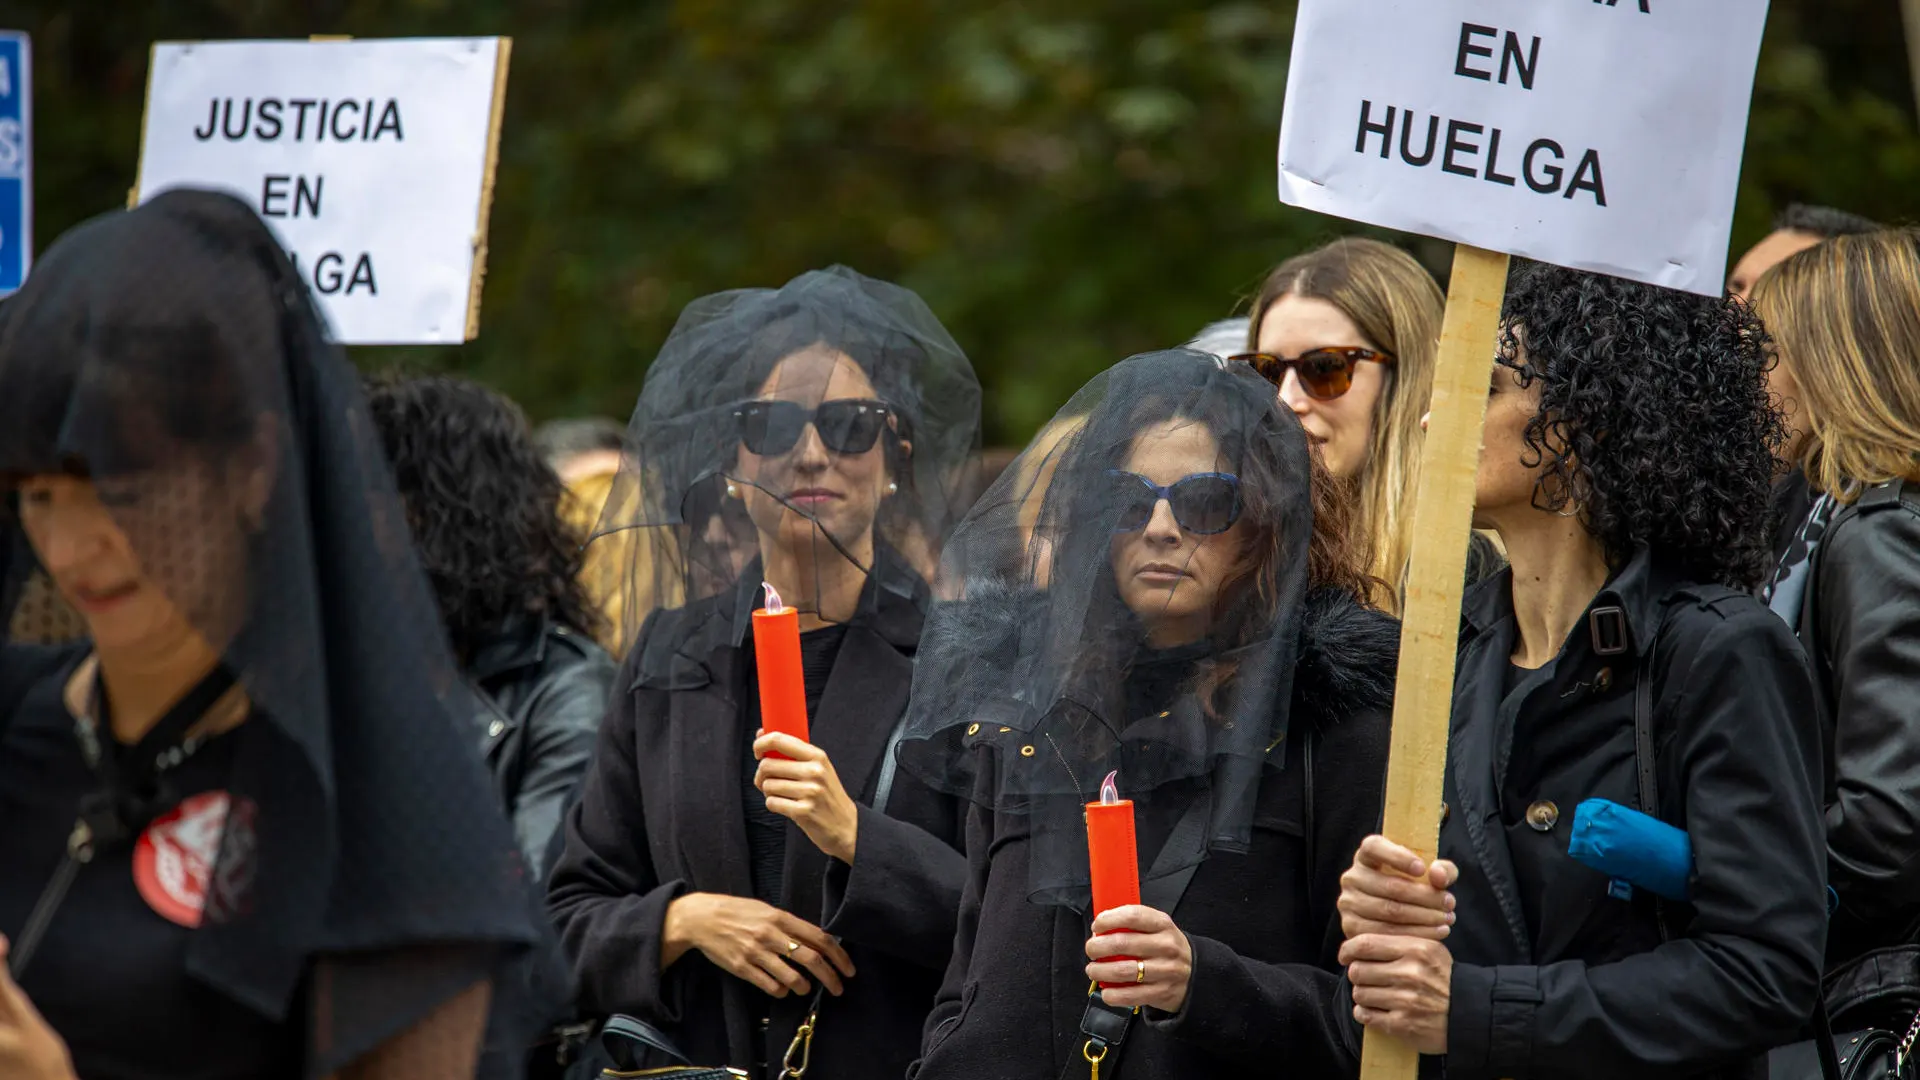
[1099,770,1120,805]
[762,581,786,613]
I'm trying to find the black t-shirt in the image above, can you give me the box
[0,648,303,1080]
[740,624,849,905]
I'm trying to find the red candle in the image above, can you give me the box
[1086,771,1140,989]
[752,582,810,760]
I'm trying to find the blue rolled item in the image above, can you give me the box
[1567,798,1693,903]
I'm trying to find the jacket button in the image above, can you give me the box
[1594,667,1613,693]
[1440,801,1450,826]
[1526,800,1559,832]
[487,719,506,739]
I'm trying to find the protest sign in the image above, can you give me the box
[0,31,30,296]
[1274,6,1768,1076]
[1278,1,1769,296]
[134,37,510,344]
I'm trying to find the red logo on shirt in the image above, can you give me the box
[132,790,232,928]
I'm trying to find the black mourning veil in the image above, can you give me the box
[896,349,1315,907]
[0,191,550,1072]
[596,266,981,682]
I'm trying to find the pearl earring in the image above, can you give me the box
[726,482,739,499]
[886,481,898,495]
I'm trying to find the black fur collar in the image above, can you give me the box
[1291,587,1400,727]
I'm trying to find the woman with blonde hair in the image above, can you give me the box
[1236,238,1477,611]
[1752,229,1920,1035]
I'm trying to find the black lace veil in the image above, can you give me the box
[0,190,552,1073]
[594,265,981,683]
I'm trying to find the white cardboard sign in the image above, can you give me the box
[135,38,508,344]
[1277,2,1768,295]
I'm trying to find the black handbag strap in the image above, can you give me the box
[600,1014,694,1066]
[1810,995,1846,1080]
[775,710,912,1079]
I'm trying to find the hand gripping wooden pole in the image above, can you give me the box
[1358,243,1510,1080]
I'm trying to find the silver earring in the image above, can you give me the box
[886,481,898,495]
[726,482,739,499]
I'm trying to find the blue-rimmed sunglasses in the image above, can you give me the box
[1105,470,1242,535]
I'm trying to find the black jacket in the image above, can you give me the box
[546,570,965,1080]
[911,589,1398,1080]
[1388,548,1828,1079]
[469,617,616,880]
[1794,478,1920,972]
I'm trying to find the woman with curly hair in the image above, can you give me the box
[1753,230,1920,1033]
[366,373,615,879]
[1332,263,1827,1077]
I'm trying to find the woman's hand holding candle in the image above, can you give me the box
[753,731,860,863]
[1083,906,1194,1013]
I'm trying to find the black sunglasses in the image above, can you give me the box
[734,398,894,456]
[1228,347,1393,400]
[1106,470,1243,535]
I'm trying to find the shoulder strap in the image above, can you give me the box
[1630,616,1673,945]
[869,708,911,813]
[1302,726,1316,886]
[1633,635,1659,820]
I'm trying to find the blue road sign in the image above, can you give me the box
[0,33,30,295]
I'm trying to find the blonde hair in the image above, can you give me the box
[1752,228,1920,503]
[560,467,637,656]
[1248,238,1444,612]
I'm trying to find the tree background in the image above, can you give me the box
[7,0,1917,444]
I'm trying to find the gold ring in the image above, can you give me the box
[1135,960,1146,984]
[786,940,800,955]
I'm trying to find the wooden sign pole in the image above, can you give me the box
[1904,0,1920,130]
[1358,243,1510,1080]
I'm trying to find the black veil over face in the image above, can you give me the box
[0,190,549,1072]
[896,350,1315,907]
[597,265,981,683]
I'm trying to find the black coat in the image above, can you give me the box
[1792,479,1920,974]
[911,589,1399,1080]
[546,574,965,1080]
[469,617,616,880]
[1382,548,1828,1079]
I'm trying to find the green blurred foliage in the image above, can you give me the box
[3,0,1916,443]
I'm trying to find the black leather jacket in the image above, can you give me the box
[469,617,616,880]
[1796,478,1920,969]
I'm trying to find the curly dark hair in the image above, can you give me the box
[364,373,602,658]
[1498,262,1786,590]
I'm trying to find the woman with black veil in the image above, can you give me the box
[0,191,552,1078]
[546,266,982,1079]
[900,349,1399,1079]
